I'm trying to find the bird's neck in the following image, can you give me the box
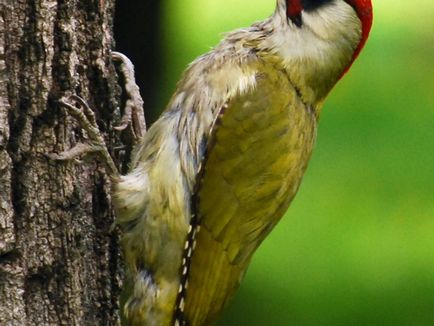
[259,1,363,112]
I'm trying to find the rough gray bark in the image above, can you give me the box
[0,1,125,325]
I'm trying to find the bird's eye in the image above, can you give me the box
[301,0,334,11]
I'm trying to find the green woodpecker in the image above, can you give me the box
[56,0,373,325]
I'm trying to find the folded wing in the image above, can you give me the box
[179,65,317,325]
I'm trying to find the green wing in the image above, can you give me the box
[182,66,317,325]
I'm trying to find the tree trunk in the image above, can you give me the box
[0,1,124,324]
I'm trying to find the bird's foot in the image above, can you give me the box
[49,52,145,179]
[48,94,120,179]
[112,51,147,140]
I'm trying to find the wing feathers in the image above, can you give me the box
[181,65,317,325]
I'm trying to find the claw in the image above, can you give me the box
[49,52,145,179]
[69,94,97,126]
[51,95,120,179]
[112,51,147,140]
[47,143,95,161]
[113,104,132,132]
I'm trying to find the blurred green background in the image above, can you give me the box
[131,1,434,325]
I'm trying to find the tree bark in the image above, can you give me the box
[0,1,124,325]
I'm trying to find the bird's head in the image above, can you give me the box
[269,0,373,104]
[285,0,373,72]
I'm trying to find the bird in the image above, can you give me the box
[55,0,373,325]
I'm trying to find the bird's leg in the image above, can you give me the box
[49,94,120,179]
[112,51,147,140]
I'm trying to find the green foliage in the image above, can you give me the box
[161,1,434,324]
